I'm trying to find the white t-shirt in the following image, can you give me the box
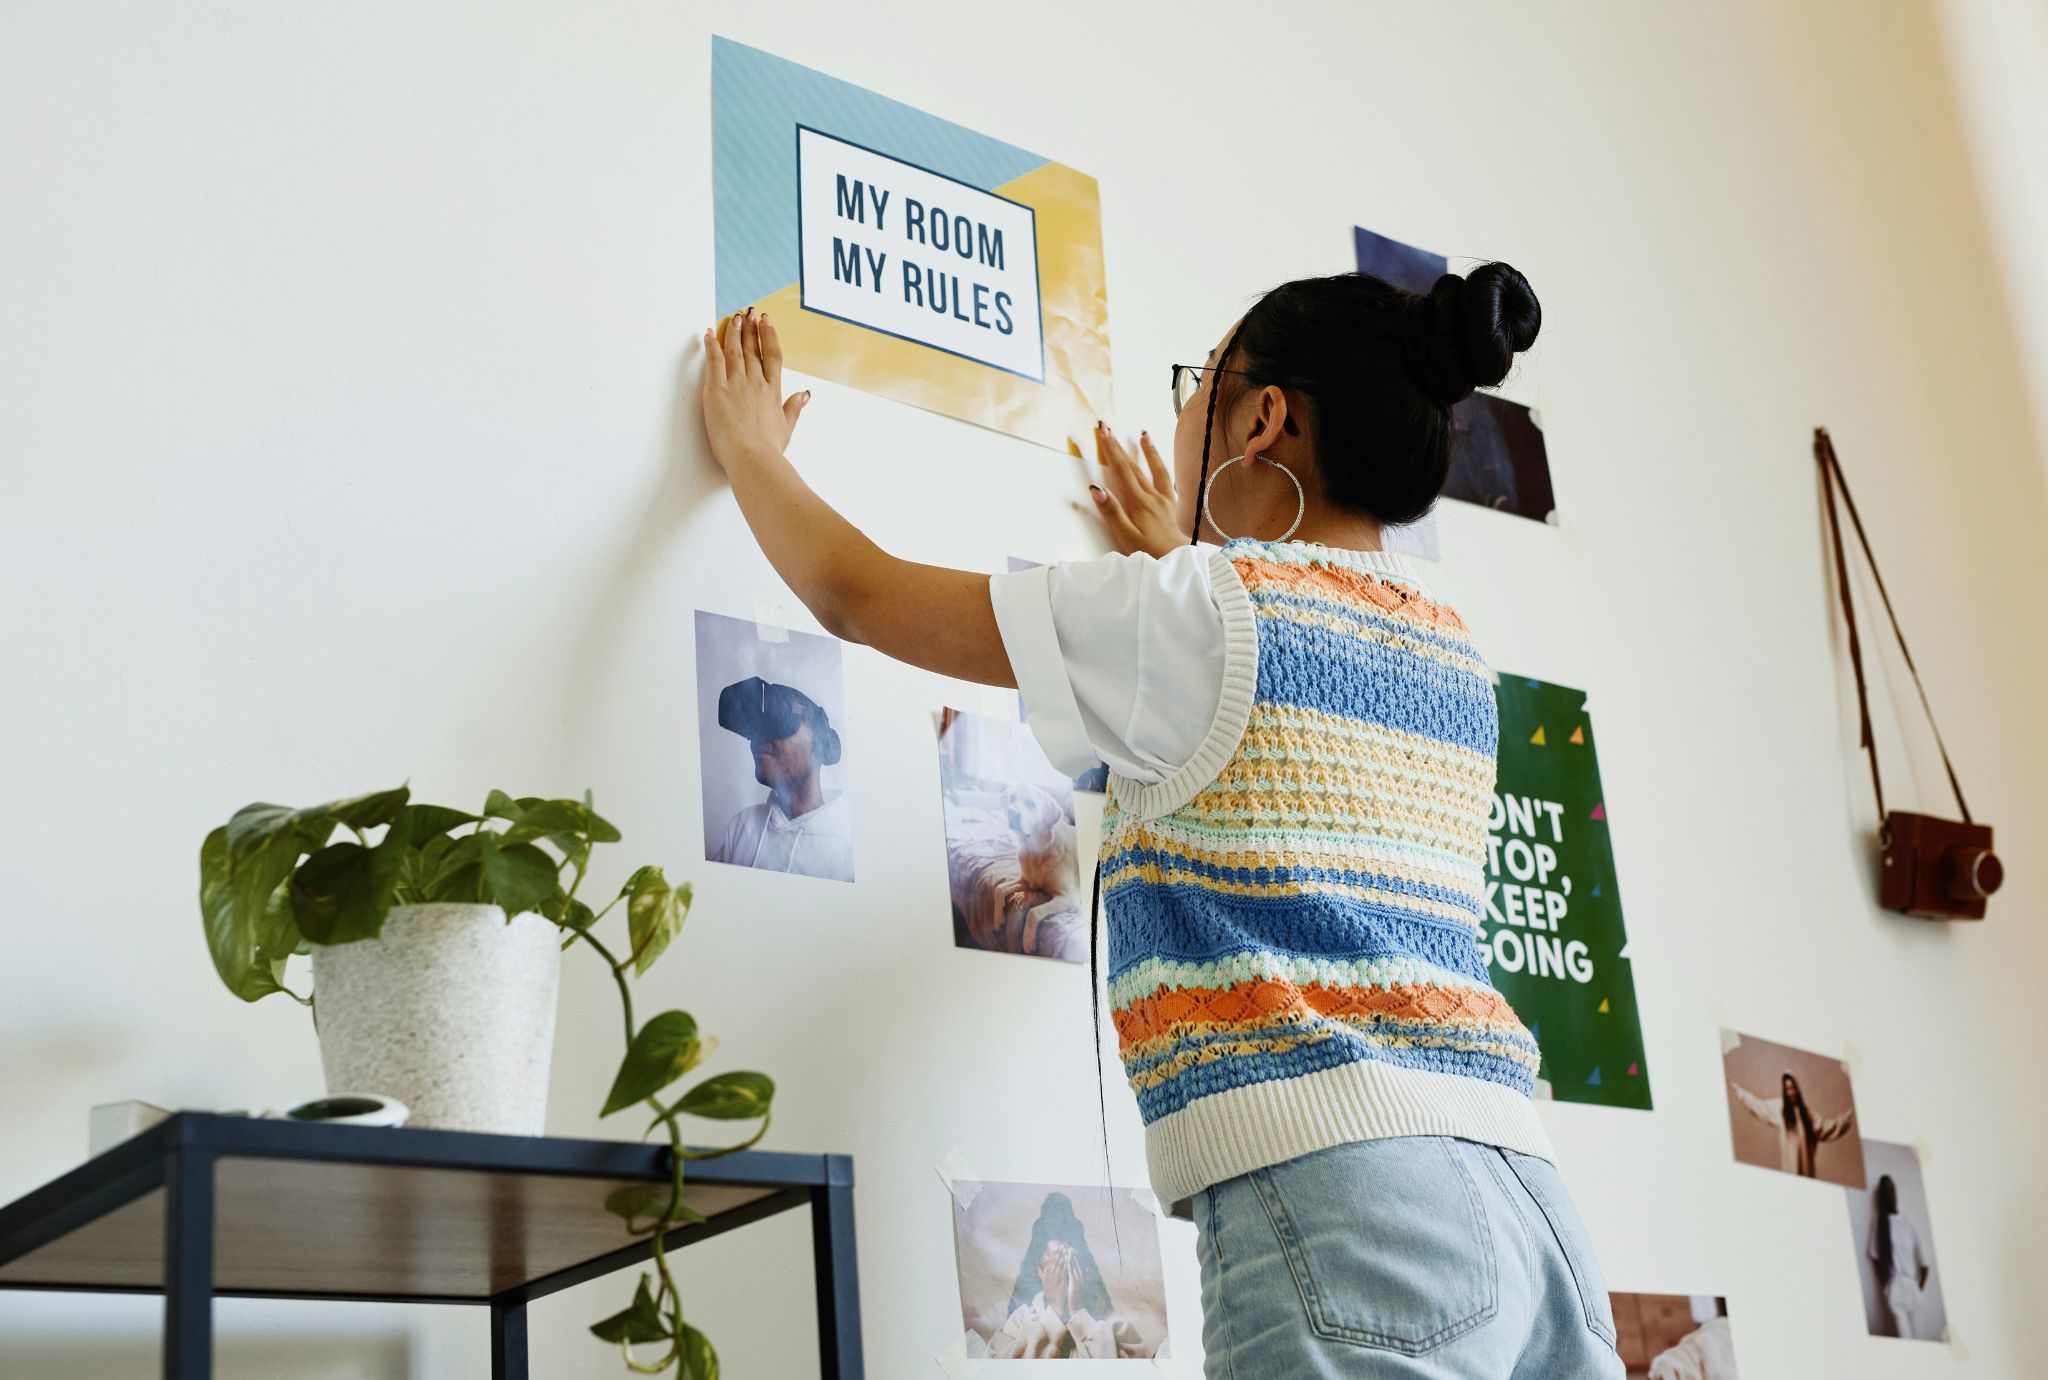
[712,787,855,881]
[986,540,1437,789]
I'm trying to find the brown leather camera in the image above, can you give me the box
[1816,427,2002,922]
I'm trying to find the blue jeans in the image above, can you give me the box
[1193,1136,1623,1379]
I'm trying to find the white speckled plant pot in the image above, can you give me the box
[310,903,561,1134]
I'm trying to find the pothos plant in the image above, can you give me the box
[199,783,770,1378]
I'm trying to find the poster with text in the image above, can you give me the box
[714,36,1112,453]
[1353,225,1557,522]
[1482,676,1650,1109]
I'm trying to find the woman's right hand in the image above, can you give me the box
[1086,422,1183,557]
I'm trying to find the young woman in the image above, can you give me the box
[1866,1173,1934,1339]
[1729,1070,1856,1178]
[699,264,1623,1378]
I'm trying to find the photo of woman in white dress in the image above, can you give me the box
[1846,1139,1948,1342]
[1728,1070,1856,1179]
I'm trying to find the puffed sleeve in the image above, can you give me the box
[987,544,1258,816]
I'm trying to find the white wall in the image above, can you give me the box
[4,3,2047,1377]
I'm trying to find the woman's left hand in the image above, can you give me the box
[701,308,811,473]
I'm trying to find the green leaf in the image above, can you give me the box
[625,867,690,976]
[498,799,591,846]
[421,832,484,902]
[290,836,409,945]
[680,1323,718,1380]
[585,806,622,844]
[672,1072,774,1121]
[478,836,563,917]
[588,1273,671,1346]
[388,803,479,849]
[223,786,407,855]
[199,826,289,1001]
[601,1011,704,1116]
[562,898,596,932]
[601,1183,707,1233]
[483,789,522,822]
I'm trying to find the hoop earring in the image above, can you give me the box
[1201,454,1305,542]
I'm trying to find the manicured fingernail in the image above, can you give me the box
[1088,484,1105,499]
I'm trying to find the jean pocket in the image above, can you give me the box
[1249,1138,1498,1355]
[1498,1150,1617,1348]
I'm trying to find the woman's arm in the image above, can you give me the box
[699,309,1014,687]
[1728,1081,1777,1125]
[1814,1106,1856,1142]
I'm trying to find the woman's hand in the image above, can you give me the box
[701,308,811,473]
[1086,423,1183,557]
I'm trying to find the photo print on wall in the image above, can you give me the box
[949,1179,1168,1360]
[693,609,854,883]
[1846,1139,1948,1342]
[1607,1293,1737,1380]
[937,706,1085,963]
[1720,1029,1864,1187]
[712,36,1112,453]
[1485,676,1650,1109]
[1353,225,1557,522]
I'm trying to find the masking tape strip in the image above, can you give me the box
[1151,1335,1188,1376]
[1911,1136,1932,1166]
[934,1333,988,1378]
[1127,1185,1165,1219]
[752,598,792,643]
[978,683,1018,721]
[1840,1041,1863,1081]
[1946,1326,1967,1360]
[934,1149,984,1209]
[1718,1025,1742,1056]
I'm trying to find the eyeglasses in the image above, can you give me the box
[1170,363,1263,417]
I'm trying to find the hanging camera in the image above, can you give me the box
[1815,427,2002,921]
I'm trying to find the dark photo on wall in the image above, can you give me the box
[950,1179,1168,1360]
[1353,225,1558,522]
[693,609,854,882]
[937,707,1085,963]
[1607,1293,1737,1380]
[1720,1029,1864,1187]
[1846,1139,1948,1342]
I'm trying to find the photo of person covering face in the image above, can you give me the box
[694,609,853,882]
[1721,1029,1864,1187]
[1846,1139,1948,1342]
[950,1181,1168,1360]
[938,706,1084,962]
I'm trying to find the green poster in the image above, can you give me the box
[1485,676,1651,1110]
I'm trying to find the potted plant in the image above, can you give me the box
[199,783,769,1376]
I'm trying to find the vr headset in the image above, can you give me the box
[717,675,842,765]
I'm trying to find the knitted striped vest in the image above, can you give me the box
[1101,538,1551,1213]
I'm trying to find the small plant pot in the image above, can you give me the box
[309,902,561,1134]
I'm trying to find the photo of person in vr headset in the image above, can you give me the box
[708,673,854,881]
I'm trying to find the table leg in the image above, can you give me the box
[491,1296,529,1380]
[810,1181,863,1380]
[163,1147,215,1380]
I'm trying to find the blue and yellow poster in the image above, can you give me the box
[713,37,1113,452]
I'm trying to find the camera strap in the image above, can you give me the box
[1813,426,1973,824]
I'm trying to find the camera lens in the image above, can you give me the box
[1942,845,2003,901]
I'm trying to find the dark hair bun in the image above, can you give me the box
[1400,262,1541,407]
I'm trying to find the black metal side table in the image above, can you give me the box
[0,1112,863,1379]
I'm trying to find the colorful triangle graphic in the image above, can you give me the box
[1626,1062,1640,1076]
[1587,1067,1603,1086]
[1590,802,1606,821]
[1569,724,1585,745]
[1530,726,1547,746]
[1597,998,1610,1014]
